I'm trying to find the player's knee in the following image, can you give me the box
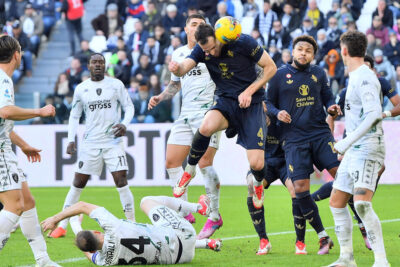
[23,195,35,211]
[199,122,216,137]
[198,157,213,169]
[249,158,264,171]
[73,178,86,188]
[115,178,128,188]
[354,200,371,218]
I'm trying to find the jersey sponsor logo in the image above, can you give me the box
[12,173,18,183]
[227,50,234,57]
[311,74,317,83]
[4,89,11,98]
[183,67,201,77]
[218,63,234,79]
[88,100,112,111]
[296,85,314,107]
[96,88,102,96]
[298,85,309,96]
[105,238,116,265]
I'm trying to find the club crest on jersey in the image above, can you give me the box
[299,84,309,96]
[153,213,160,221]
[96,88,102,96]
[79,161,84,168]
[12,173,18,183]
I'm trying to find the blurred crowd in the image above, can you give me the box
[2,0,400,124]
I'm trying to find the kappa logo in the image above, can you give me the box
[152,213,160,222]
[361,80,369,86]
[253,219,262,225]
[2,79,9,84]
[96,88,102,96]
[79,161,84,168]
[295,224,305,230]
[311,74,317,83]
[12,173,18,183]
[84,88,89,93]
[287,79,293,84]
[298,84,309,96]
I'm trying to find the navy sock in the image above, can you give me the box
[247,197,268,240]
[251,164,267,182]
[188,130,211,166]
[348,196,363,225]
[311,181,333,201]
[296,191,325,234]
[292,198,306,242]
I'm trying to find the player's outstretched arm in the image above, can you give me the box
[0,104,55,121]
[148,80,181,110]
[168,58,196,77]
[10,131,42,162]
[41,201,99,233]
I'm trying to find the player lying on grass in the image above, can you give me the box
[41,196,221,265]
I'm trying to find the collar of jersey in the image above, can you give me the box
[286,62,312,73]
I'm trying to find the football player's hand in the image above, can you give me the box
[277,110,291,123]
[238,92,252,108]
[334,140,347,155]
[21,145,41,163]
[66,142,76,155]
[168,61,180,74]
[41,216,58,233]
[113,124,127,137]
[39,104,56,117]
[327,104,342,116]
[148,95,161,110]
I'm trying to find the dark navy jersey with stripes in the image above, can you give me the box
[266,63,335,143]
[188,34,265,103]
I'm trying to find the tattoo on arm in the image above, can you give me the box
[255,65,264,82]
[355,189,367,195]
[162,80,181,100]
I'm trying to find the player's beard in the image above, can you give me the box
[293,59,310,70]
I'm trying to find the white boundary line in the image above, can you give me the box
[17,218,400,267]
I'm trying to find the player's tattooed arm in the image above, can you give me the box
[148,80,181,110]
[255,65,264,82]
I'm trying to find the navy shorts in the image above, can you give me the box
[211,96,267,150]
[283,134,340,181]
[247,158,287,188]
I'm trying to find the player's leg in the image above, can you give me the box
[140,195,207,216]
[0,189,24,250]
[246,171,271,255]
[197,145,223,239]
[311,181,334,201]
[195,239,222,251]
[174,110,228,197]
[111,170,135,222]
[247,149,266,209]
[348,196,371,250]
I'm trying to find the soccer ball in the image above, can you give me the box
[214,16,242,44]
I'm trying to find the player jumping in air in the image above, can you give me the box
[328,30,390,267]
[148,14,222,238]
[267,35,341,254]
[0,35,60,267]
[49,53,135,238]
[41,196,221,265]
[169,23,277,210]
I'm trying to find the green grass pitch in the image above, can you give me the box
[1,185,399,267]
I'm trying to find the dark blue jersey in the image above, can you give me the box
[265,115,285,160]
[338,77,397,111]
[188,34,265,103]
[267,63,335,143]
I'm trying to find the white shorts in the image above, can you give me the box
[0,149,27,192]
[149,205,196,263]
[333,144,385,194]
[76,143,128,176]
[168,113,220,149]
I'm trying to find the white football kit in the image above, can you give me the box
[68,76,134,176]
[90,206,196,265]
[333,65,385,194]
[0,69,26,192]
[168,45,220,148]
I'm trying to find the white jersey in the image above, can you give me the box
[90,207,181,266]
[171,45,215,115]
[0,69,14,150]
[70,76,134,148]
[344,64,383,146]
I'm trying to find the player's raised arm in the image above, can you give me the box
[169,57,197,77]
[0,104,55,121]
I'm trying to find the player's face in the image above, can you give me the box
[89,55,105,78]
[292,41,314,65]
[185,18,205,44]
[340,43,348,66]
[199,36,220,57]
[14,46,22,70]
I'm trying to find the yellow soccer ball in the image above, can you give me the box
[214,16,242,44]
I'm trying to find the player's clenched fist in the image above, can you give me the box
[277,110,291,123]
[148,95,161,110]
[168,61,180,74]
[238,92,252,108]
[66,142,76,155]
[39,104,56,117]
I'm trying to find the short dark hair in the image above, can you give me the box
[195,23,215,45]
[364,54,374,69]
[75,231,99,252]
[0,35,20,63]
[292,35,318,55]
[340,30,367,57]
[186,14,206,25]
[89,53,105,62]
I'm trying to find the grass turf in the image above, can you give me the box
[1,185,399,267]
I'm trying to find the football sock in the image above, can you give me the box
[311,181,333,201]
[292,198,306,242]
[167,167,189,217]
[330,206,353,258]
[296,191,326,235]
[201,166,220,221]
[0,210,19,250]
[355,201,388,262]
[188,130,211,166]
[117,185,135,222]
[251,165,267,183]
[20,207,50,265]
[70,215,83,235]
[247,197,268,240]
[195,239,209,248]
[59,185,83,229]
[142,196,199,214]
[347,196,363,225]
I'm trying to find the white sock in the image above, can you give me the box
[185,164,196,176]
[195,239,209,249]
[117,185,135,222]
[167,167,189,217]
[0,210,20,250]
[252,175,262,187]
[201,166,220,221]
[20,207,50,265]
[355,201,388,263]
[330,206,353,258]
[59,185,83,229]
[317,230,328,239]
[141,196,200,214]
[70,215,83,235]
